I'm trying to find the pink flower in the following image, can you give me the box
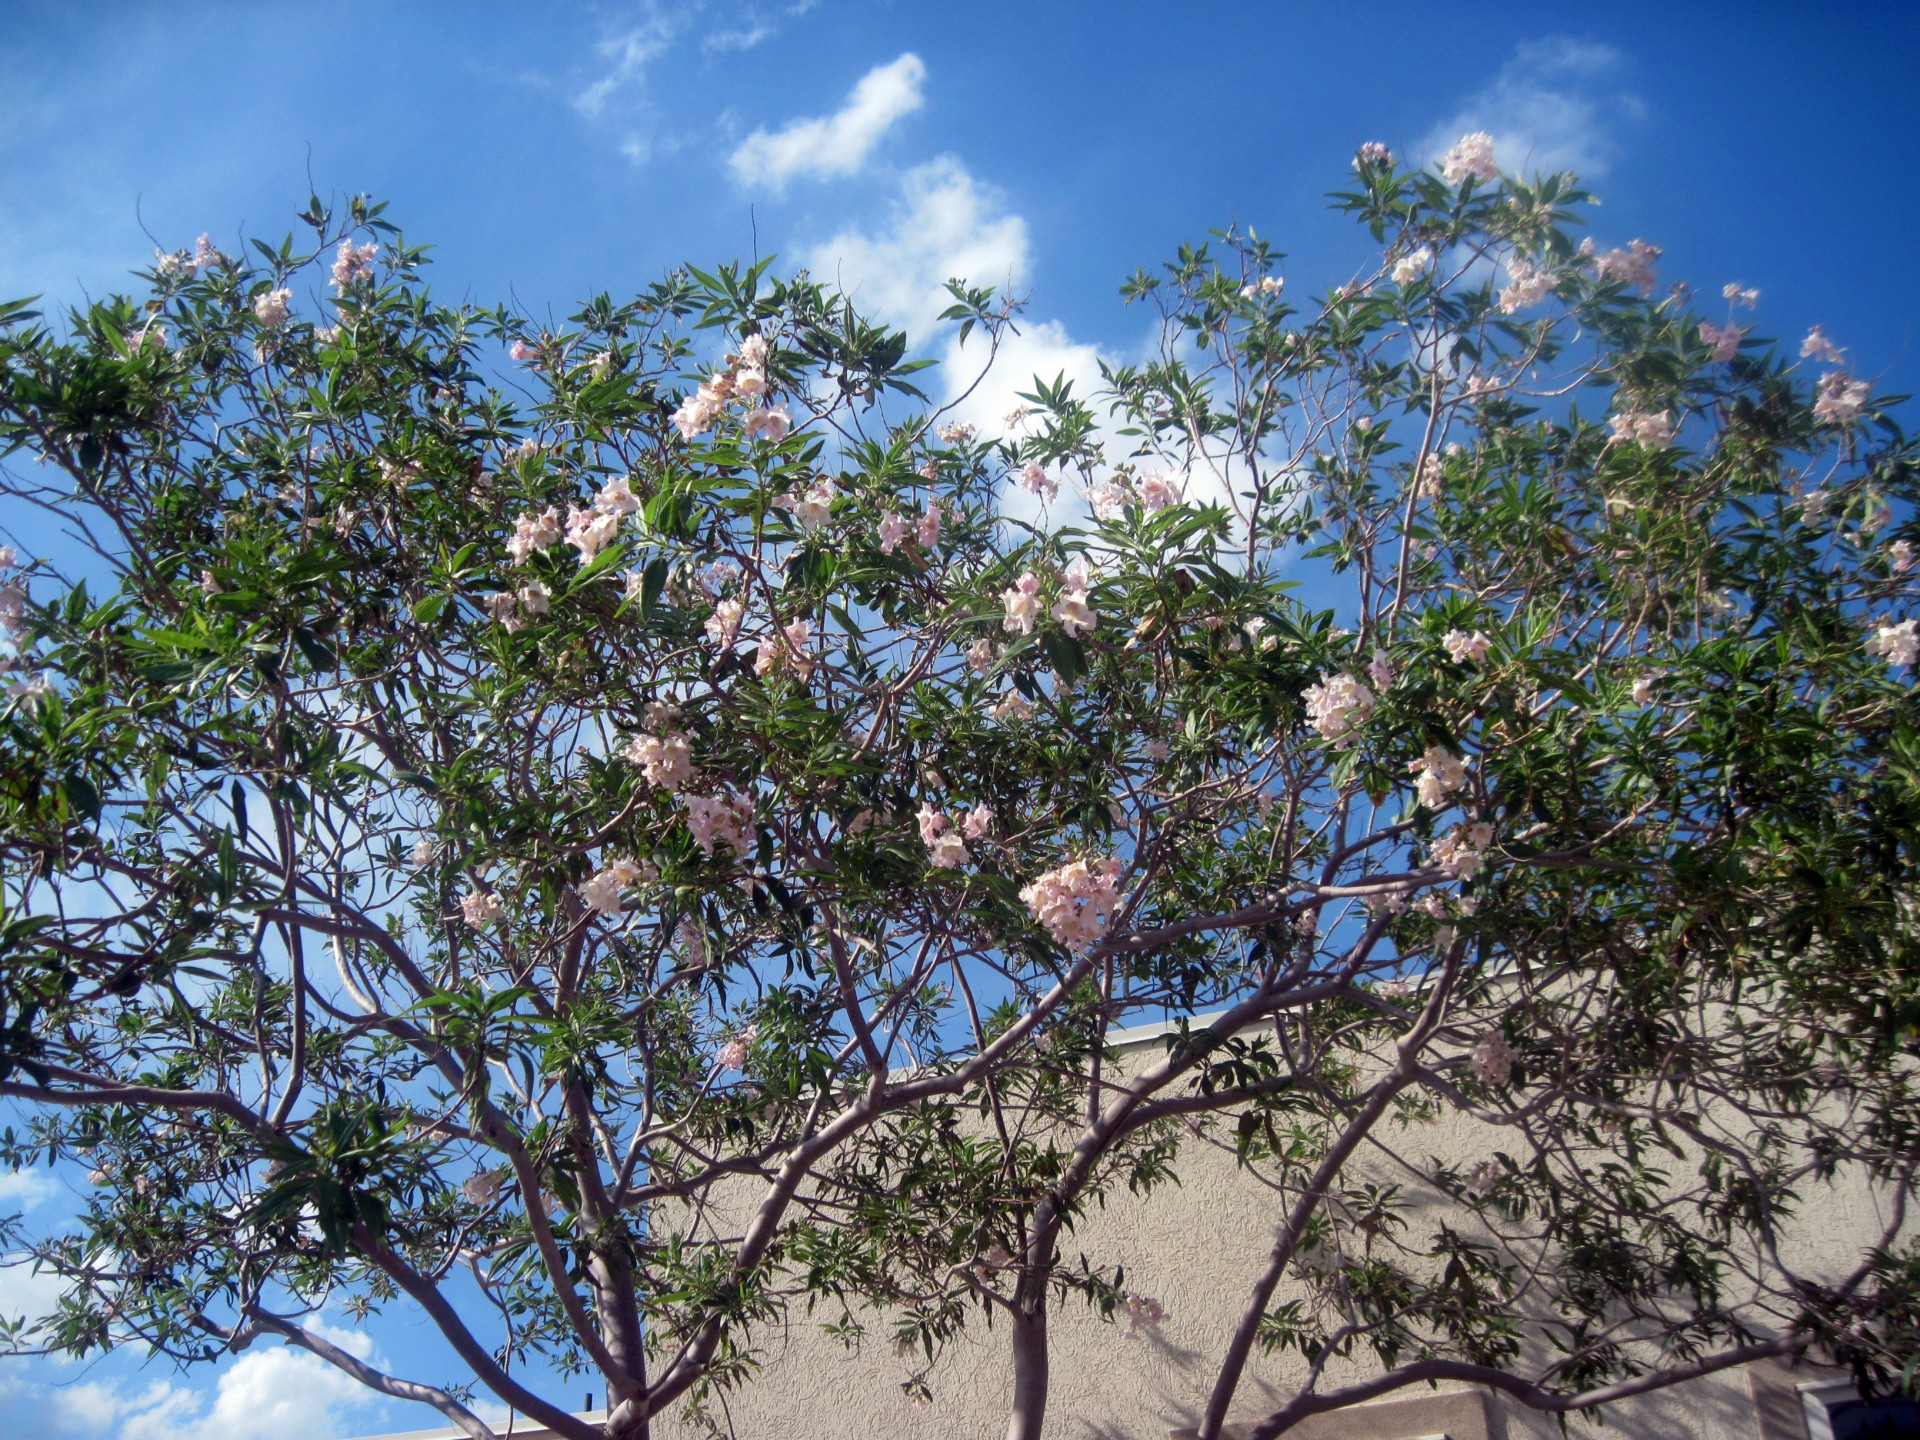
[1722,283,1760,308]
[878,511,909,555]
[1391,246,1432,287]
[1440,132,1497,185]
[744,406,791,443]
[1590,240,1662,298]
[1367,649,1395,690]
[1137,471,1182,512]
[1608,410,1675,448]
[565,505,621,562]
[1801,326,1847,366]
[927,831,970,869]
[1411,744,1468,811]
[1813,371,1871,427]
[1867,619,1920,670]
[705,597,745,648]
[1442,629,1492,665]
[1890,540,1914,575]
[685,791,754,856]
[1123,1293,1168,1335]
[253,289,292,329]
[1463,1159,1503,1198]
[992,689,1035,722]
[916,498,943,549]
[509,339,538,362]
[461,891,505,929]
[1497,256,1554,314]
[1020,461,1059,502]
[331,239,378,292]
[962,804,994,839]
[1355,142,1392,169]
[1470,1030,1514,1086]
[1002,572,1043,635]
[579,856,645,916]
[1020,856,1124,952]
[1302,671,1374,741]
[1699,321,1744,364]
[715,1023,757,1071]
[620,731,694,790]
[507,507,563,564]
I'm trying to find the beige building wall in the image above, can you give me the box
[347,1018,1900,1440]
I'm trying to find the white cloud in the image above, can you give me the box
[804,154,1027,343]
[0,1338,392,1440]
[1424,37,1644,180]
[729,53,926,189]
[0,1167,59,1210]
[573,5,682,117]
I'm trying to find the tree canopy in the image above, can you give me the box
[1,136,1917,1440]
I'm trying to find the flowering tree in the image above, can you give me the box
[1,136,1918,1440]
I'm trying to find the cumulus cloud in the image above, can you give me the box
[0,1331,393,1440]
[0,1167,59,1210]
[729,53,926,189]
[1424,37,1644,179]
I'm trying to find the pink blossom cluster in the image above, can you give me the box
[715,1023,758,1071]
[1608,409,1676,448]
[620,730,694,790]
[460,890,506,929]
[1019,460,1060,503]
[485,580,551,632]
[153,233,222,281]
[331,239,378,292]
[1020,856,1124,952]
[1429,820,1493,880]
[992,689,1035,722]
[1442,629,1493,665]
[253,288,292,329]
[1368,649,1395,690]
[579,855,650,916]
[1867,619,1919,670]
[1498,256,1554,314]
[1463,1158,1503,1198]
[685,790,755,856]
[673,333,787,443]
[1239,275,1286,299]
[1002,572,1043,635]
[1411,744,1469,811]
[1698,321,1745,364]
[1391,246,1433,287]
[1814,370,1872,428]
[1052,558,1097,638]
[754,617,815,681]
[1890,541,1914,575]
[936,420,976,445]
[1470,1030,1515,1086]
[1137,470,1183,511]
[1801,326,1847,367]
[1440,132,1498,186]
[0,550,25,640]
[508,506,563,564]
[1086,479,1129,520]
[705,597,746,648]
[777,477,835,531]
[1355,142,1392,169]
[1724,283,1760,308]
[879,503,940,556]
[1586,238,1662,297]
[1303,671,1374,741]
[564,474,641,563]
[916,804,971,870]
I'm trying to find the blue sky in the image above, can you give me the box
[2,2,1918,1436]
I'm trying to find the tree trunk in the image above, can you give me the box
[1006,1300,1049,1440]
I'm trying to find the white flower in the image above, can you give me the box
[1302,671,1374,742]
[1609,409,1676,448]
[1002,573,1043,635]
[461,891,505,929]
[1463,1159,1503,1198]
[1440,132,1497,185]
[253,288,292,328]
[410,839,437,867]
[1471,1030,1515,1086]
[1410,744,1468,811]
[744,406,791,443]
[1391,246,1433,287]
[1867,619,1920,670]
[705,597,745,648]
[1442,629,1492,665]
